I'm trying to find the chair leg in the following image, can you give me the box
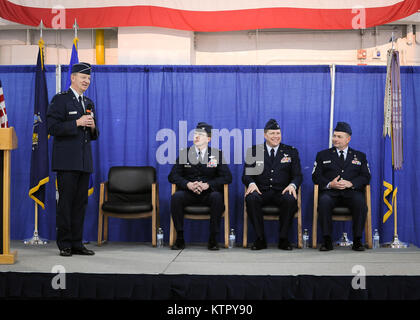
[152,210,157,247]
[297,188,302,249]
[312,186,319,249]
[98,182,105,246]
[97,210,103,246]
[365,210,373,249]
[169,216,176,246]
[297,211,302,249]
[365,185,373,249]
[152,184,157,247]
[104,215,109,242]
[223,184,229,248]
[312,211,318,249]
[224,213,229,249]
[243,206,248,248]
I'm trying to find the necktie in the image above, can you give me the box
[197,151,201,162]
[339,150,345,163]
[270,148,275,163]
[78,96,85,112]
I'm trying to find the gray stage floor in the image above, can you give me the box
[2,240,420,276]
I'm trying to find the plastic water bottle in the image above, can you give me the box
[303,229,309,248]
[373,229,380,249]
[229,229,236,248]
[157,227,164,248]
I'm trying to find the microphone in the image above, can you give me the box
[85,103,93,116]
[84,103,94,130]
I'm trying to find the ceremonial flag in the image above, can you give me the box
[65,38,79,90]
[382,49,403,223]
[28,39,49,209]
[0,80,9,128]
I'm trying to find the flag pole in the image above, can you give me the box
[384,191,407,248]
[73,19,79,39]
[24,203,48,245]
[382,39,407,249]
[35,202,38,234]
[394,195,397,237]
[24,20,49,246]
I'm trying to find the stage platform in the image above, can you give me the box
[2,240,420,276]
[1,240,420,302]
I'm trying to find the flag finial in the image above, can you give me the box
[39,20,44,39]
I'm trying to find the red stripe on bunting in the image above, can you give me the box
[0,1,419,31]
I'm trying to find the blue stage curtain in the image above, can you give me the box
[334,65,420,245]
[59,65,331,244]
[3,64,419,247]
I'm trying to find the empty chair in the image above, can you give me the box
[97,166,159,246]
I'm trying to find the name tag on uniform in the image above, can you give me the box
[256,161,264,166]
[281,157,291,163]
[207,156,218,168]
[68,111,78,115]
[323,160,331,164]
[184,163,191,168]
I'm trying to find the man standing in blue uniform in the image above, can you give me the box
[312,122,370,252]
[47,62,98,257]
[242,119,302,250]
[169,122,232,251]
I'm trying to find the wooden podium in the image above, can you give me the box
[0,127,18,264]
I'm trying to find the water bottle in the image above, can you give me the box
[303,229,309,248]
[229,229,236,249]
[373,229,380,249]
[157,227,164,248]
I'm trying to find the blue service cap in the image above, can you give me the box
[334,121,352,135]
[71,62,91,75]
[264,119,280,130]
[195,122,212,136]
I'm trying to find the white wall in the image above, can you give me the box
[194,27,420,65]
[0,23,419,66]
[118,27,194,65]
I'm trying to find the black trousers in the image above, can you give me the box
[318,190,367,239]
[245,189,297,241]
[171,190,224,238]
[56,171,90,250]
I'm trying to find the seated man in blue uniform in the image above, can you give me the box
[312,122,371,252]
[168,122,232,250]
[47,62,98,257]
[242,119,303,250]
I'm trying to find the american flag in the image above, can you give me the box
[0,0,418,31]
[0,80,9,128]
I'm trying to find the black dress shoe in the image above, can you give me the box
[278,239,293,251]
[251,239,267,250]
[71,246,95,255]
[207,240,219,251]
[171,239,185,250]
[59,248,72,257]
[319,236,333,251]
[352,238,366,251]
